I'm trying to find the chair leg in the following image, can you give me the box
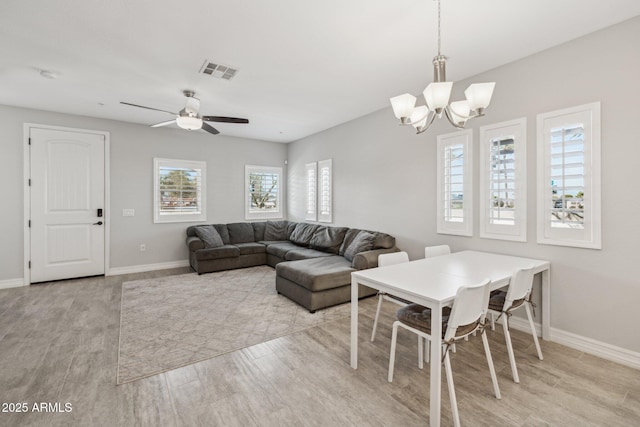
[418,336,424,370]
[444,351,461,427]
[425,339,430,364]
[388,321,399,382]
[525,303,544,360]
[371,294,384,342]
[490,312,496,331]
[481,331,502,400]
[501,317,519,384]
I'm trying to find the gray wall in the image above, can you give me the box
[287,17,640,352]
[0,105,287,279]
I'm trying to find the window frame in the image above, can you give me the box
[536,102,601,249]
[305,162,317,221]
[317,159,333,223]
[479,118,527,242]
[153,158,206,224]
[245,165,283,220]
[437,129,473,236]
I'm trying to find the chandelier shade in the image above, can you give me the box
[389,0,496,134]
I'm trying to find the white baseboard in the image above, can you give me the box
[107,260,190,276]
[504,316,640,371]
[549,328,640,370]
[0,278,26,290]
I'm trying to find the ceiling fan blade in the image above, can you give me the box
[120,102,176,115]
[201,122,220,135]
[202,116,249,124]
[151,119,176,128]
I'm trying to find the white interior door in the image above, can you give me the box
[29,127,106,283]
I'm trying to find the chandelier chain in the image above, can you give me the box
[437,0,441,56]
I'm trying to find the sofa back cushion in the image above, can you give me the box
[343,231,377,262]
[264,220,289,241]
[252,222,266,241]
[227,222,256,244]
[339,228,396,255]
[187,224,230,244]
[289,223,319,246]
[193,225,225,248]
[286,222,298,239]
[309,226,348,254]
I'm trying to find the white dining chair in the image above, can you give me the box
[388,278,501,427]
[370,251,410,342]
[488,265,543,383]
[425,244,451,258]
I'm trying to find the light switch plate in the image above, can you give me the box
[122,209,135,217]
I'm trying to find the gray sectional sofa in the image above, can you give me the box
[186,221,399,312]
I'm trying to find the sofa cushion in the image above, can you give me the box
[193,225,224,248]
[289,223,320,247]
[227,222,256,244]
[252,222,266,242]
[264,220,289,241]
[266,242,301,259]
[286,222,298,239]
[371,232,395,249]
[195,245,240,260]
[344,231,376,262]
[235,242,267,255]
[309,226,348,254]
[284,248,334,261]
[276,256,356,292]
[339,228,361,256]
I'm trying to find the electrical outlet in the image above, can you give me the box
[139,244,146,252]
[123,209,135,217]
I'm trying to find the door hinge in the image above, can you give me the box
[28,137,31,145]
[28,261,31,269]
[28,220,31,227]
[28,179,31,186]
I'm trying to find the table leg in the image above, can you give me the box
[542,268,550,340]
[430,303,442,427]
[350,276,358,369]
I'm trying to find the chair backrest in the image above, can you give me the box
[425,245,451,258]
[503,265,536,311]
[378,251,409,267]
[444,278,491,342]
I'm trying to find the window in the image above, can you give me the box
[245,165,283,220]
[479,118,527,241]
[305,162,317,221]
[154,158,206,223]
[437,129,473,236]
[537,102,601,249]
[318,159,333,223]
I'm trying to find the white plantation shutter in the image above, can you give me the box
[245,165,283,220]
[154,158,206,223]
[437,130,473,236]
[318,159,332,223]
[537,102,601,249]
[305,162,317,221]
[480,118,527,241]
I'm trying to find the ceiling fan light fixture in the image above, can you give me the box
[176,115,202,130]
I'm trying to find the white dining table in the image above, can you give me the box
[350,250,550,427]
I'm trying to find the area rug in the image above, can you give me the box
[116,266,350,384]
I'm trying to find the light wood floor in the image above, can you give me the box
[1,267,639,427]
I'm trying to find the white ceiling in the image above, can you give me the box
[1,0,639,143]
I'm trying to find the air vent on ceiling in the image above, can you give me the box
[200,61,238,80]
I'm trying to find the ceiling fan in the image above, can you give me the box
[120,90,249,135]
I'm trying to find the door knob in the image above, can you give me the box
[93,221,103,225]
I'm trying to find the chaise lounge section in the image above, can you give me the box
[186,221,399,312]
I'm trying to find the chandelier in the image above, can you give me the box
[390,0,496,134]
